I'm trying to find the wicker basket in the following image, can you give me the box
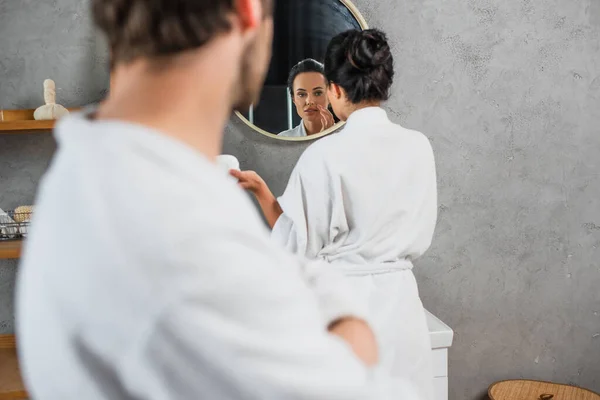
[0,207,32,241]
[489,380,600,400]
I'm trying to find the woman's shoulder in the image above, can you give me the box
[386,122,433,151]
[278,123,306,137]
[293,133,341,174]
[303,128,344,156]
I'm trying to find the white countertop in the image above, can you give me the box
[425,310,454,349]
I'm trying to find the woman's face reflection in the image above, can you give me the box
[292,72,329,122]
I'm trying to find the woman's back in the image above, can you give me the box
[273,106,437,270]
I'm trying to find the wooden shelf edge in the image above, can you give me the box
[0,120,56,134]
[0,335,16,350]
[0,389,28,400]
[0,241,22,260]
[0,107,80,134]
[0,335,28,399]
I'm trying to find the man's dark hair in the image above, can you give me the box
[93,0,273,65]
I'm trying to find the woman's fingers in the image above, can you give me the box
[318,105,335,129]
[231,170,256,180]
[231,170,253,185]
[326,114,334,128]
[231,170,265,193]
[326,108,335,126]
[238,180,257,191]
[318,106,328,131]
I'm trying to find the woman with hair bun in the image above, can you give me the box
[233,29,437,399]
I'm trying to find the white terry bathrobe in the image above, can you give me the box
[272,107,438,400]
[278,121,307,137]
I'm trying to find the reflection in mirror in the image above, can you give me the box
[278,59,337,138]
[237,0,367,140]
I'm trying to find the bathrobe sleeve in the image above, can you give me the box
[139,229,417,400]
[271,146,349,260]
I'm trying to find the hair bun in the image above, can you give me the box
[347,29,391,72]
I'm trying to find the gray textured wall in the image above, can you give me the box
[1,0,599,399]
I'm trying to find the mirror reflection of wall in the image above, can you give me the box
[238,0,366,140]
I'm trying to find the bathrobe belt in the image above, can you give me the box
[325,258,414,277]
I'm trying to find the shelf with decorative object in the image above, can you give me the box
[0,108,78,135]
[0,335,28,400]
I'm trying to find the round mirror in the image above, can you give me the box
[234,0,368,141]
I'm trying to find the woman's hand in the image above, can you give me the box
[230,170,268,196]
[318,105,335,132]
[230,169,283,228]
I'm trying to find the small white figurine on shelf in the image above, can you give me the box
[33,79,69,120]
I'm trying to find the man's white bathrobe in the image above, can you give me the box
[16,109,422,400]
[272,107,438,400]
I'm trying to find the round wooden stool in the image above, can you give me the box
[489,380,600,400]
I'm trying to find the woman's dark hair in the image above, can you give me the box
[324,29,394,104]
[287,59,325,98]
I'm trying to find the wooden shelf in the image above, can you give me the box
[0,241,22,260]
[0,335,28,400]
[0,120,56,134]
[0,108,78,135]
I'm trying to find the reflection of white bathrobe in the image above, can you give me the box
[272,107,438,400]
[278,121,307,137]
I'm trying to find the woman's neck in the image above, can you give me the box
[303,119,323,135]
[344,101,381,120]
